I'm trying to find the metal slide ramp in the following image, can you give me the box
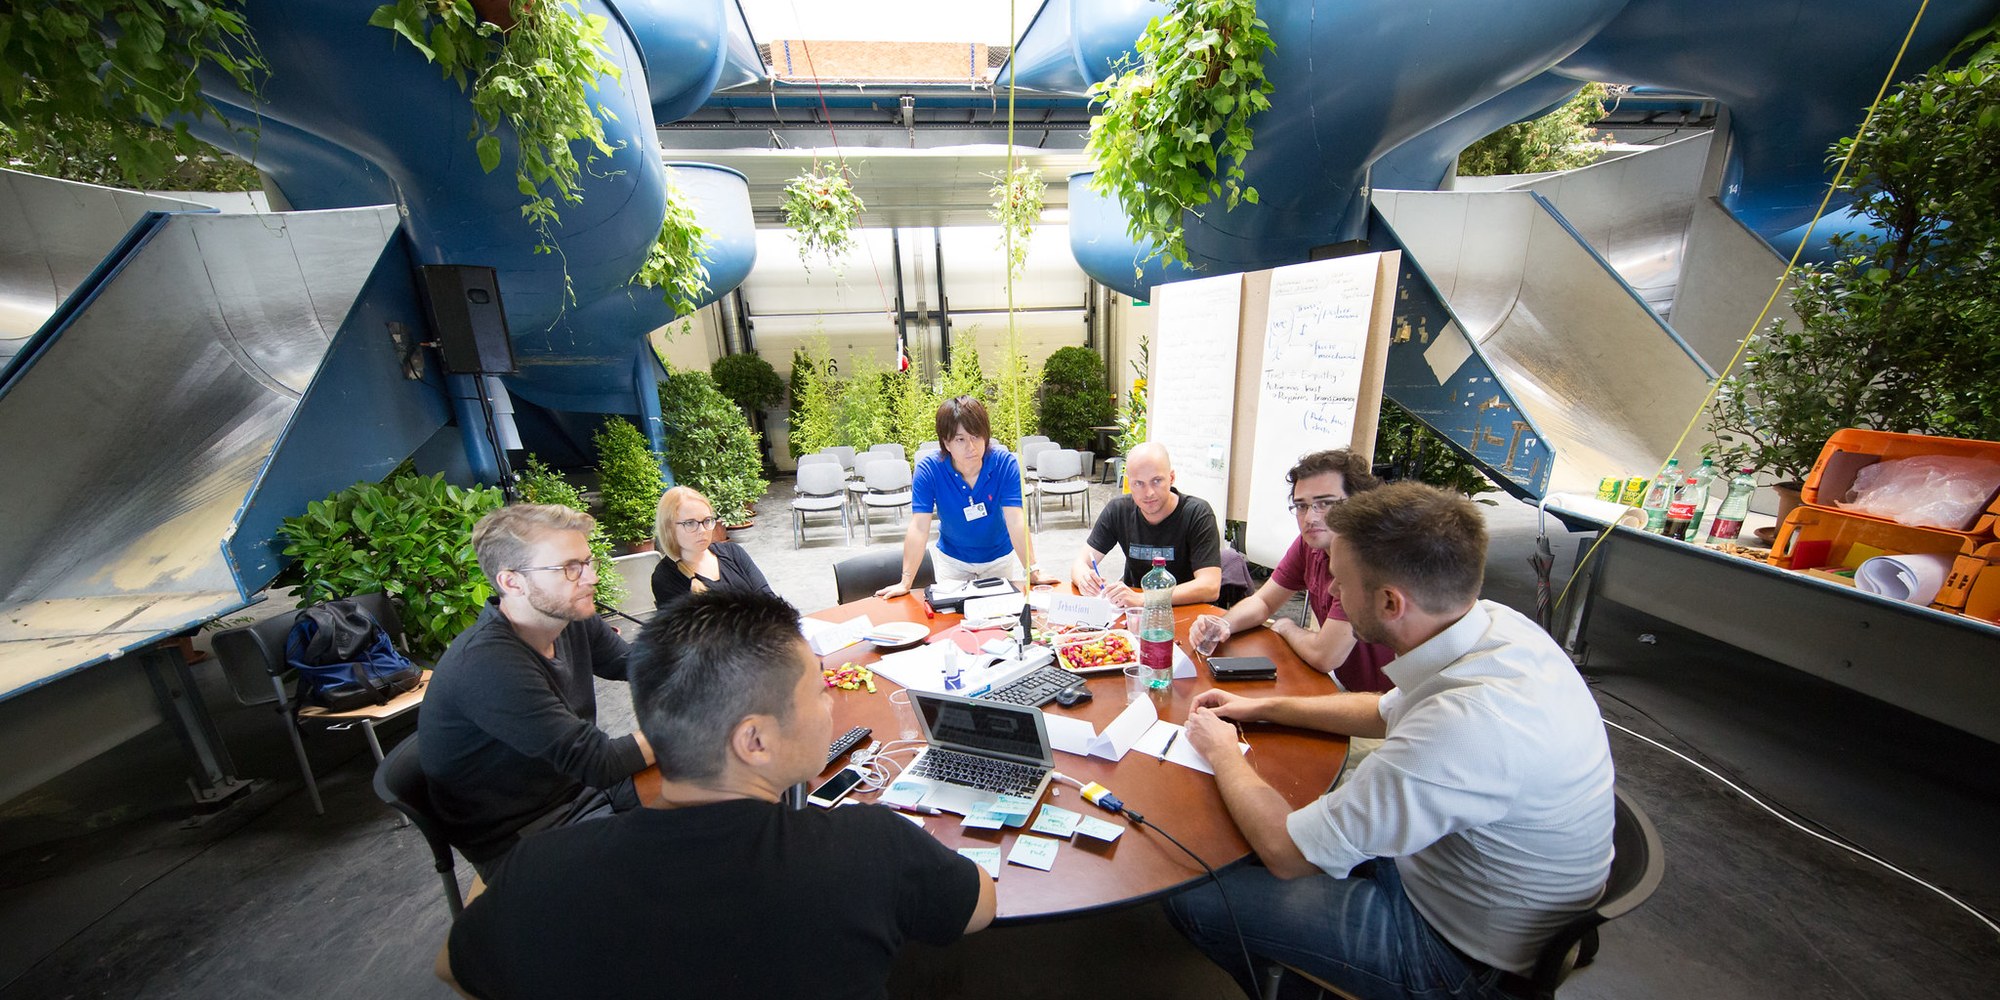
[0,168,211,369]
[1373,182,1717,497]
[0,194,399,700]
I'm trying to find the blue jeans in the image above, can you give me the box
[1165,859,1519,1000]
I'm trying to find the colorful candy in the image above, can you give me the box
[823,662,876,692]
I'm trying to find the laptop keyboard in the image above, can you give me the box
[910,748,1048,796]
[979,664,1079,708]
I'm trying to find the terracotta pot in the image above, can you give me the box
[622,538,656,556]
[471,0,521,30]
[1772,480,1804,525]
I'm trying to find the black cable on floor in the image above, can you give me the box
[1125,809,1263,996]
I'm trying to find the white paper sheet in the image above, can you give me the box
[801,615,873,655]
[1854,553,1958,606]
[1131,722,1251,775]
[1045,696,1156,761]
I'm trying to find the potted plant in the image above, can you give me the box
[631,180,713,318]
[1084,0,1275,269]
[985,340,1043,449]
[278,469,505,660]
[1,1,267,187]
[515,455,625,607]
[370,0,623,259]
[710,352,786,470]
[989,164,1046,281]
[1704,46,2000,509]
[593,417,667,552]
[1039,347,1114,450]
[659,367,769,528]
[782,163,865,269]
[788,341,843,458]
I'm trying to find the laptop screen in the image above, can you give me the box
[913,691,1049,765]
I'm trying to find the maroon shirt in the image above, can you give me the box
[1269,537,1395,692]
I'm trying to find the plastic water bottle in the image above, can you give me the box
[1705,468,1758,541]
[1686,458,1716,539]
[1641,459,1680,532]
[1663,477,1701,540]
[1139,557,1176,689]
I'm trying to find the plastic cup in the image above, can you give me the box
[1122,605,1144,634]
[888,688,921,741]
[1122,664,1150,703]
[1192,615,1225,657]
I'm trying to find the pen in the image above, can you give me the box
[884,801,941,816]
[1159,728,1178,761]
[920,599,936,620]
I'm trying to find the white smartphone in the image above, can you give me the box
[805,766,866,808]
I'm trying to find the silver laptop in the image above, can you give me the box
[891,690,1054,827]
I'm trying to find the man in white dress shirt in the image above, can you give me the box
[1172,481,1615,999]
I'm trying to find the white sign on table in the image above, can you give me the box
[1245,254,1383,566]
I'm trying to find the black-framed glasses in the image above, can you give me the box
[514,560,595,582]
[674,517,720,531]
[1286,496,1345,517]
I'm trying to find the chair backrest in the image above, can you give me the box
[833,548,937,605]
[212,592,408,705]
[828,445,857,470]
[1526,786,1666,997]
[1037,448,1082,480]
[797,461,847,496]
[798,452,840,468]
[1019,435,1050,449]
[863,458,911,491]
[866,443,905,460]
[372,736,466,917]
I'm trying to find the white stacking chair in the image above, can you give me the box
[1018,435,1051,452]
[1034,448,1091,528]
[791,461,851,547]
[866,442,906,461]
[1021,440,1057,483]
[827,445,858,474]
[859,458,914,541]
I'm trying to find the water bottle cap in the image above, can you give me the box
[1153,556,1166,565]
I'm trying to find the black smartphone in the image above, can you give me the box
[1209,655,1278,681]
[806,766,866,808]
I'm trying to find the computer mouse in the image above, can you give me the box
[1053,684,1093,707]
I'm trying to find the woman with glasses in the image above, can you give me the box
[650,486,775,610]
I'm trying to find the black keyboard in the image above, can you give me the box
[979,664,1080,707]
[910,748,1048,797]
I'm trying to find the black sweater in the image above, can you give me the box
[650,541,776,609]
[419,600,645,861]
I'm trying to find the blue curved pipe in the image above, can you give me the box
[1372,74,1588,193]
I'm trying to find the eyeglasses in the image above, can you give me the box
[1286,497,1345,517]
[514,560,595,582]
[675,517,720,531]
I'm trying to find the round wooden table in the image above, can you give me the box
[642,594,1347,923]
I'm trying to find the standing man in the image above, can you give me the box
[1070,442,1222,606]
[421,504,655,877]
[1190,449,1394,691]
[438,589,995,999]
[877,396,1048,597]
[1171,483,1615,999]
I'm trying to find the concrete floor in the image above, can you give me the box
[2,478,1997,998]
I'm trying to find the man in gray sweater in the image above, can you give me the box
[420,504,656,876]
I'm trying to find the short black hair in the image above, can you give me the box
[1287,449,1381,495]
[935,395,991,445]
[1325,481,1486,613]
[630,589,806,782]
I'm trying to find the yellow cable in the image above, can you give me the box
[1551,0,1933,617]
[1004,0,1038,577]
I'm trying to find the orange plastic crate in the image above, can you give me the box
[1952,542,2000,623]
[1768,505,1975,573]
[1800,428,2000,533]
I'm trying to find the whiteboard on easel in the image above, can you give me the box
[1245,255,1384,567]
[1146,273,1244,516]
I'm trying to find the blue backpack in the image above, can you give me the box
[285,599,423,711]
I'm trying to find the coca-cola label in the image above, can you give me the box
[1667,500,1696,519]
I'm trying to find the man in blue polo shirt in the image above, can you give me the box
[877,396,1050,596]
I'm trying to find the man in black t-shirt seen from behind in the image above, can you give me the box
[1071,442,1223,606]
[438,589,996,1000]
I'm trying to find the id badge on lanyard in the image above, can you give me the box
[963,501,988,521]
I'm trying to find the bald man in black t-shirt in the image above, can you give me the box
[1071,443,1223,607]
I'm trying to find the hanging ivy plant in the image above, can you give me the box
[781,163,865,267]
[0,0,267,186]
[989,163,1046,282]
[630,179,712,317]
[1085,0,1275,268]
[370,0,624,262]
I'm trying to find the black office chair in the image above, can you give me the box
[373,735,466,918]
[211,592,427,815]
[832,548,936,605]
[1264,786,1665,1000]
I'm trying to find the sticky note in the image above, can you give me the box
[960,806,1005,830]
[990,794,1036,818]
[1007,835,1060,871]
[958,847,1002,879]
[1074,816,1126,842]
[1029,805,1082,838]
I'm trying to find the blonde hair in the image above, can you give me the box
[654,486,716,593]
[472,504,596,588]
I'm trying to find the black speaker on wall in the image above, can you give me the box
[419,264,517,375]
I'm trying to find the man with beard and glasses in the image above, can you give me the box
[421,504,656,877]
[1169,483,1615,1000]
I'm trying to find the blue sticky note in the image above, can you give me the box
[1030,805,1082,838]
[958,847,1002,879]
